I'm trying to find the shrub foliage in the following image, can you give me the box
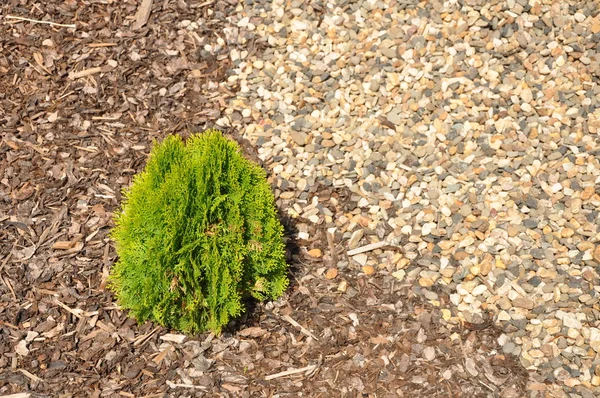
[108,130,288,335]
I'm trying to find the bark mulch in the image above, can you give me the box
[1,1,532,397]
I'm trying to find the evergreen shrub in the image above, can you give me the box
[108,129,288,335]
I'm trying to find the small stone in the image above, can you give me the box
[362,265,375,276]
[353,254,368,266]
[280,191,295,199]
[523,219,538,229]
[392,270,406,281]
[337,280,348,292]
[531,249,545,260]
[479,255,492,276]
[326,268,338,279]
[308,248,322,258]
[418,277,434,287]
[290,131,308,146]
[561,228,575,238]
[472,284,488,296]
[561,313,582,329]
[582,186,595,200]
[589,328,600,353]
[507,225,519,237]
[503,342,516,354]
[512,297,535,310]
[593,245,600,263]
[369,79,380,92]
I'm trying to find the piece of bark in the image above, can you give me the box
[132,0,153,30]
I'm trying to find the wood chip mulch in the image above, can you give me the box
[1,1,533,397]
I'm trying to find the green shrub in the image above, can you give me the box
[108,129,288,335]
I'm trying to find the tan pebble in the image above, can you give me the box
[583,269,596,282]
[564,378,580,387]
[529,349,545,358]
[561,228,575,238]
[527,382,547,391]
[529,230,542,240]
[438,240,454,250]
[440,309,452,321]
[308,248,322,258]
[325,268,338,279]
[578,241,594,251]
[591,376,600,386]
[479,254,493,276]
[362,265,375,276]
[542,225,553,235]
[582,186,595,200]
[454,251,469,260]
[495,258,506,269]
[593,246,600,263]
[538,268,557,279]
[507,225,519,237]
[392,270,406,281]
[397,258,411,269]
[418,277,434,287]
[337,280,348,292]
[279,191,295,199]
[512,297,535,310]
[470,264,480,276]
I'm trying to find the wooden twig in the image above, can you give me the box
[282,315,318,341]
[133,326,161,346]
[4,15,76,28]
[166,380,207,390]
[327,227,337,264]
[68,67,102,79]
[0,274,16,300]
[87,42,117,48]
[53,297,97,318]
[19,368,43,383]
[347,241,387,256]
[265,364,317,381]
[68,61,117,79]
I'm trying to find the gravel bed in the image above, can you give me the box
[206,0,600,395]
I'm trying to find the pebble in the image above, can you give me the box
[307,248,322,258]
[362,265,375,276]
[352,254,368,267]
[326,268,338,280]
[223,0,600,393]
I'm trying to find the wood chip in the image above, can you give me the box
[238,326,269,338]
[159,333,186,343]
[68,61,117,79]
[52,241,76,250]
[264,364,317,380]
[132,0,153,30]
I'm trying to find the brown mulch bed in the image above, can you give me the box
[1,1,532,397]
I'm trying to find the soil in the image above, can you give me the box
[1,1,531,397]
